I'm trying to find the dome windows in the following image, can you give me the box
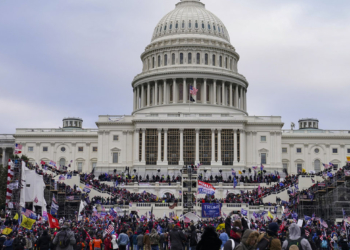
[172,53,175,65]
[180,53,184,64]
[225,57,228,68]
[188,53,192,64]
[202,21,205,29]
[164,24,167,31]
[218,26,221,33]
[160,25,163,33]
[195,21,198,29]
[219,56,222,67]
[182,21,185,29]
[208,23,211,30]
[189,20,192,28]
[213,24,216,31]
[175,21,178,29]
[212,55,216,66]
[169,22,172,30]
[158,55,161,67]
[152,57,155,68]
[196,53,200,64]
[164,54,168,66]
[205,54,208,65]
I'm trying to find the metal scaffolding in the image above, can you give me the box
[182,166,198,214]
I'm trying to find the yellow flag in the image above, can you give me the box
[216,223,225,231]
[302,169,306,173]
[268,211,274,219]
[2,228,12,235]
[13,213,18,220]
[238,171,242,175]
[20,215,36,230]
[347,156,350,162]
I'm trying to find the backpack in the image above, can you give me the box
[287,238,303,250]
[76,242,83,250]
[321,240,328,249]
[257,235,275,250]
[58,230,70,248]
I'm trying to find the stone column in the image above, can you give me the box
[141,128,146,164]
[2,147,6,167]
[157,129,162,165]
[123,131,127,164]
[147,82,150,106]
[203,79,207,104]
[163,80,167,105]
[141,84,145,108]
[163,129,168,164]
[213,80,217,105]
[234,85,238,108]
[244,89,247,111]
[133,89,136,111]
[193,78,197,103]
[229,83,233,107]
[217,129,222,164]
[136,86,140,109]
[211,129,215,164]
[134,129,139,163]
[195,129,200,164]
[240,87,243,109]
[179,129,184,165]
[159,84,163,105]
[240,130,246,165]
[221,82,225,105]
[173,79,177,104]
[183,79,187,104]
[234,130,238,164]
[154,82,158,105]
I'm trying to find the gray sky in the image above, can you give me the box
[1,0,350,133]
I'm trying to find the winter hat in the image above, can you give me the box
[268,222,279,233]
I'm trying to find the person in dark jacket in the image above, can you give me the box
[225,212,234,236]
[169,224,186,250]
[338,236,348,250]
[196,226,222,250]
[53,223,76,250]
[189,225,198,250]
[13,234,26,250]
[37,230,51,250]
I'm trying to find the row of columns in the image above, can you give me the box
[134,129,245,165]
[133,79,247,111]
[1,147,13,167]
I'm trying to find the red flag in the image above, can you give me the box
[48,213,60,229]
[40,160,45,165]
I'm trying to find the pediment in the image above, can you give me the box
[111,147,121,152]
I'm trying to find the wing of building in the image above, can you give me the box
[3,0,350,178]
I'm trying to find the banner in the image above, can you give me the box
[51,202,59,216]
[202,203,221,218]
[198,181,216,195]
[345,170,350,176]
[83,187,91,193]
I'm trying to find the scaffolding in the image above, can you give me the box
[6,160,22,216]
[182,166,198,214]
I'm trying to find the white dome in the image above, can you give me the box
[151,0,230,43]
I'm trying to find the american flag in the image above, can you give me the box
[323,163,329,169]
[105,224,114,235]
[101,206,105,212]
[15,144,22,150]
[190,85,198,95]
[59,175,65,180]
[86,184,92,188]
[184,216,190,223]
[67,196,74,201]
[52,194,57,204]
[311,178,315,183]
[231,169,236,175]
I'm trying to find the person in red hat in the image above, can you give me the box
[143,231,151,250]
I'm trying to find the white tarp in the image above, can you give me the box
[19,161,29,207]
[22,169,46,211]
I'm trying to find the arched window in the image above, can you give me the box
[176,21,178,29]
[172,53,175,65]
[160,25,163,32]
[208,23,211,30]
[158,55,161,67]
[212,55,216,66]
[225,57,228,68]
[188,53,192,64]
[164,24,167,31]
[182,21,185,29]
[195,21,198,28]
[180,53,184,64]
[189,20,192,28]
[218,26,221,33]
[205,54,208,65]
[314,159,321,173]
[196,53,200,64]
[164,54,168,66]
[169,22,172,30]
[222,27,225,34]
[59,158,65,167]
[219,56,222,67]
[202,22,205,29]
[213,24,216,31]
[152,57,155,68]
[230,59,233,70]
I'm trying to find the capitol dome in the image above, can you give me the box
[152,0,230,43]
[131,0,249,115]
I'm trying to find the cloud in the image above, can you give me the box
[0,0,349,133]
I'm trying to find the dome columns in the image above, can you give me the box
[132,78,247,113]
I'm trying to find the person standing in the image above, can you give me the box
[13,233,26,250]
[111,235,119,250]
[132,232,138,250]
[219,230,229,250]
[149,229,160,250]
[53,223,76,250]
[143,231,151,250]
[117,230,130,250]
[169,224,186,250]
[3,236,13,250]
[136,232,144,250]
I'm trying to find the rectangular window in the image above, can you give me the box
[261,153,267,164]
[180,53,184,64]
[205,54,208,65]
[78,147,83,152]
[168,129,180,165]
[78,162,83,172]
[113,135,119,141]
[188,53,192,64]
[28,147,34,152]
[222,129,234,165]
[261,136,266,142]
[282,148,287,153]
[164,54,168,66]
[296,148,302,153]
[145,129,158,165]
[333,164,338,168]
[139,130,142,162]
[183,129,196,165]
[43,147,48,152]
[197,53,200,64]
[297,163,302,173]
[212,55,216,66]
[283,163,288,169]
[199,129,211,165]
[92,147,98,152]
[172,53,175,65]
[348,148,350,154]
[113,153,118,163]
[332,148,338,154]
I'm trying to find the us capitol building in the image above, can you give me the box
[2,0,350,178]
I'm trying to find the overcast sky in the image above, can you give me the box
[1,0,350,134]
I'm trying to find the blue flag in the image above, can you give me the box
[327,172,333,178]
[241,208,247,216]
[233,177,237,188]
[304,215,311,221]
[116,180,118,186]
